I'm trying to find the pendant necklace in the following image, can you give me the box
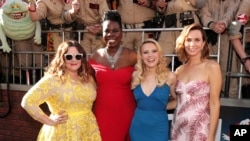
[104,45,123,69]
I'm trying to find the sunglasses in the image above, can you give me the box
[64,54,83,61]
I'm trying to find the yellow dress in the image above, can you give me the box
[21,74,101,141]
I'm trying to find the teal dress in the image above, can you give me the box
[129,84,170,141]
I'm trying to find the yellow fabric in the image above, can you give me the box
[22,74,101,141]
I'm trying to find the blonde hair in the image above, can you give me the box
[131,39,170,89]
[44,40,92,83]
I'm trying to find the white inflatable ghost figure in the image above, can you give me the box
[0,0,41,53]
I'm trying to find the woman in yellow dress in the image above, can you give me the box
[21,40,101,141]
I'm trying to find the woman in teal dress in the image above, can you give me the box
[130,39,177,141]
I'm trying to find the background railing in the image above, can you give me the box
[1,27,250,99]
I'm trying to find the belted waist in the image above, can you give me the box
[165,10,197,27]
[122,23,145,29]
[67,110,91,116]
[49,22,74,30]
[166,10,197,20]
[176,11,197,20]
[51,110,91,117]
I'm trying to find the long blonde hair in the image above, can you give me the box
[131,39,170,89]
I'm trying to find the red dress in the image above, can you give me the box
[89,59,136,141]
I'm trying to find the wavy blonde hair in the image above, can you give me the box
[131,39,170,89]
[44,40,92,83]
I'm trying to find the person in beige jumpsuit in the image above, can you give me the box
[228,0,250,72]
[236,0,250,60]
[64,0,110,55]
[228,0,250,95]
[117,0,156,51]
[28,0,80,52]
[156,0,206,55]
[201,0,241,98]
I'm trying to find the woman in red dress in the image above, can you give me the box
[88,10,137,141]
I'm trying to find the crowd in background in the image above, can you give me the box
[0,0,249,141]
[0,1,250,95]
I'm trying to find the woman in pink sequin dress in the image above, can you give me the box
[171,23,222,141]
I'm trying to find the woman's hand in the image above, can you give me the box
[49,110,68,126]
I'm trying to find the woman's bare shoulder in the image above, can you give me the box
[167,71,177,80]
[205,59,220,70]
[123,47,136,55]
[122,47,137,63]
[175,64,185,74]
[90,48,105,60]
[169,71,177,81]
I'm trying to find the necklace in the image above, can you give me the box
[104,45,123,69]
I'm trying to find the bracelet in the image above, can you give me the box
[241,57,249,63]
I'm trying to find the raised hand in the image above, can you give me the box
[70,0,80,17]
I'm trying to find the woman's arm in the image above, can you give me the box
[166,71,177,110]
[207,61,222,141]
[21,76,68,126]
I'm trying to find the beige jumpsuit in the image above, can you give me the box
[157,0,205,54]
[233,0,250,42]
[231,0,250,87]
[201,0,241,98]
[117,0,155,50]
[35,0,73,52]
[64,0,110,55]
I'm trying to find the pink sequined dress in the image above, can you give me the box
[171,80,210,141]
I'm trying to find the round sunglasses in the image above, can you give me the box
[64,54,83,61]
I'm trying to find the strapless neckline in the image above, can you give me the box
[177,80,209,85]
[88,59,134,71]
